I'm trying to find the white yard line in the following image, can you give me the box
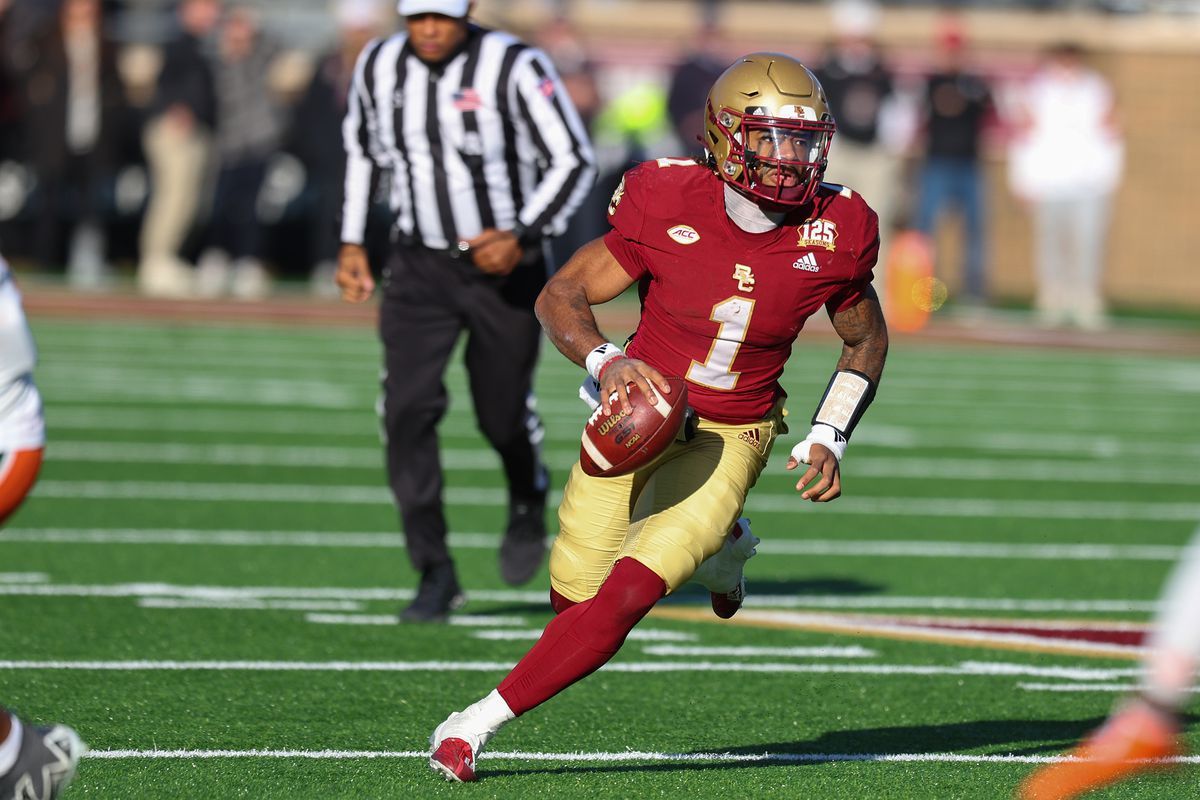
[304,614,526,627]
[1019,682,1200,693]
[38,441,1200,485]
[44,406,1192,441]
[36,374,366,408]
[761,540,1190,561]
[3,527,1192,562]
[79,747,1200,765]
[0,573,48,583]
[28,480,1200,521]
[0,580,1159,614]
[641,645,876,658]
[0,659,1144,679]
[35,359,1200,400]
[473,630,698,642]
[1018,683,1141,692]
[745,596,1159,613]
[138,598,365,611]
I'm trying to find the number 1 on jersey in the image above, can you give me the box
[687,296,755,390]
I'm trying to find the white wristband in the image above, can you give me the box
[790,423,847,465]
[585,342,624,381]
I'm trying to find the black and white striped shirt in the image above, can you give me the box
[340,25,596,251]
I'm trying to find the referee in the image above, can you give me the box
[336,0,596,622]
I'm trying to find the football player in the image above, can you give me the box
[0,254,87,796]
[0,253,46,525]
[428,53,888,782]
[1018,526,1200,799]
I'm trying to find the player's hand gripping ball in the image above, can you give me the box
[579,376,688,478]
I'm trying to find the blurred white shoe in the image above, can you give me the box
[137,256,194,298]
[195,250,231,298]
[66,222,111,291]
[231,258,271,300]
[309,260,339,298]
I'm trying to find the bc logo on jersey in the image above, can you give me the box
[797,219,838,251]
[732,264,756,292]
[667,225,700,245]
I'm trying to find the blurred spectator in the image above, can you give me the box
[17,0,124,287]
[913,20,994,309]
[136,0,221,298]
[813,0,899,290]
[287,0,388,296]
[666,18,727,153]
[1007,43,1122,330]
[195,5,283,300]
[0,0,22,163]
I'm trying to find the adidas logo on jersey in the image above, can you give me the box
[792,252,820,272]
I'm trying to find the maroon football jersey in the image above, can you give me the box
[604,158,878,424]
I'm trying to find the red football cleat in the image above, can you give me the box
[710,578,746,620]
[429,737,477,783]
[1017,701,1182,800]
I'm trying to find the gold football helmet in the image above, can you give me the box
[704,53,835,207]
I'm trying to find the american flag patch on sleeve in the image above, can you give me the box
[452,88,482,111]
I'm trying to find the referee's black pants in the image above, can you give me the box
[379,245,548,573]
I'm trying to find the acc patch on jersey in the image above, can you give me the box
[667,225,700,245]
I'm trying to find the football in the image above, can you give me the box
[579,376,689,478]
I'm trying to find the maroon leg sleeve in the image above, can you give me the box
[499,558,666,715]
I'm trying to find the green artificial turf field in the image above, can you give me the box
[2,309,1198,798]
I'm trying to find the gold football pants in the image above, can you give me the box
[550,403,784,600]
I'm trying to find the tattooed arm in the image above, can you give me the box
[831,285,889,383]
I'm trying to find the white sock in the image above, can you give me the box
[0,714,23,776]
[466,690,516,734]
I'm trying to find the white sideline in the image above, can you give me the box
[78,747,1200,765]
[0,660,1144,680]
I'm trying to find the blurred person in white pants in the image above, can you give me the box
[137,0,222,298]
[1007,43,1122,331]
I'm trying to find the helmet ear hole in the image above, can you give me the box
[707,130,719,147]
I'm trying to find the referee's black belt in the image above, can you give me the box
[391,232,473,261]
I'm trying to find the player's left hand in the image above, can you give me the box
[786,443,842,502]
[465,229,522,276]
